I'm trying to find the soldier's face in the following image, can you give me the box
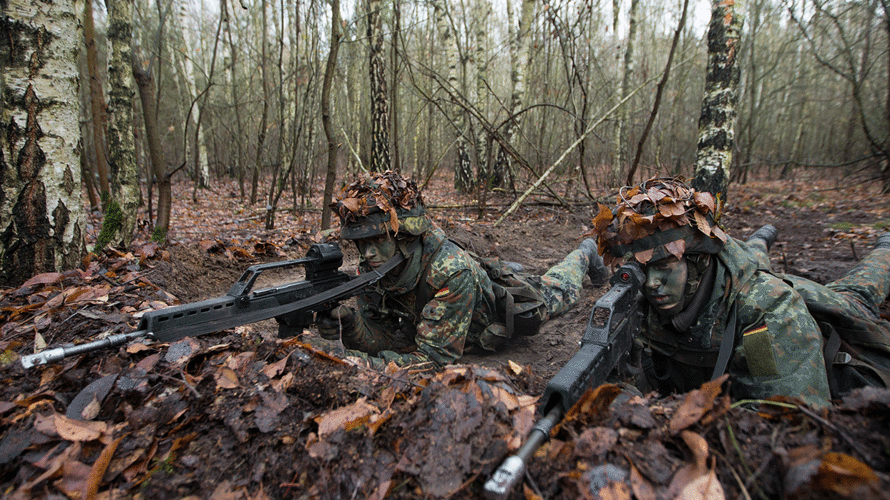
[355,234,399,269]
[642,255,688,312]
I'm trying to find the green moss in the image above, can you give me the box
[94,200,124,252]
[151,226,167,244]
[829,221,855,231]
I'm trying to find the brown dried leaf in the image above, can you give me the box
[261,356,288,379]
[21,272,65,289]
[693,191,716,213]
[664,239,686,261]
[54,413,108,442]
[314,397,378,437]
[564,384,622,425]
[694,211,712,236]
[669,374,728,434]
[816,452,879,495]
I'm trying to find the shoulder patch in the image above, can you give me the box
[434,286,451,298]
[742,324,780,377]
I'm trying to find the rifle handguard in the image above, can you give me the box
[484,263,644,499]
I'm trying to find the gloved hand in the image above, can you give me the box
[316,305,356,340]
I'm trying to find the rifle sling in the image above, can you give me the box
[710,304,738,380]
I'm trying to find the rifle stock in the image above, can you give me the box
[483,262,644,499]
[21,243,401,369]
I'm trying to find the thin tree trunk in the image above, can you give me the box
[321,0,342,230]
[493,0,535,188]
[391,0,402,172]
[369,0,391,172]
[433,0,472,191]
[176,0,209,189]
[103,0,141,248]
[133,64,172,240]
[627,0,688,185]
[252,0,270,205]
[613,0,639,184]
[84,0,111,202]
[224,0,246,200]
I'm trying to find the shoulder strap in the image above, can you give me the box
[711,304,738,380]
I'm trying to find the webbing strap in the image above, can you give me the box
[711,304,738,380]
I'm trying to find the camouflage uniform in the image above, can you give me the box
[640,236,890,408]
[343,226,590,369]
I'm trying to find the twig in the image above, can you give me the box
[495,78,652,227]
[714,450,754,500]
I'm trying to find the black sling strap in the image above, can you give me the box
[711,304,738,380]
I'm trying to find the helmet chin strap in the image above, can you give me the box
[670,254,716,332]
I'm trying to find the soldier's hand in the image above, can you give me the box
[316,305,356,340]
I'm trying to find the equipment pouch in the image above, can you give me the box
[475,256,547,338]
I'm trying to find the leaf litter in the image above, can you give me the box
[0,177,889,498]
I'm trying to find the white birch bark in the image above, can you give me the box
[1,0,85,285]
[105,0,141,247]
[433,0,472,189]
[474,0,491,183]
[693,0,744,206]
[613,0,639,182]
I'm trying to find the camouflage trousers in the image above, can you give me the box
[528,248,589,321]
[748,241,890,322]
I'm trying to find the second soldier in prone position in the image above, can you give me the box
[315,171,607,370]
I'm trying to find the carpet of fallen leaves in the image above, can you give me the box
[1,173,890,499]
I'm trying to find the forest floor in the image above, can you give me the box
[1,173,889,499]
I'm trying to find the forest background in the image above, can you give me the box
[3,0,890,285]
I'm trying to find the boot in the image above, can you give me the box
[876,232,890,250]
[502,261,524,273]
[579,239,608,286]
[747,224,778,251]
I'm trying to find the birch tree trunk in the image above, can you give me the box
[368,0,391,172]
[100,0,141,249]
[692,0,743,210]
[493,0,535,188]
[613,0,639,184]
[175,0,209,188]
[1,0,86,286]
[433,0,472,190]
[473,0,491,187]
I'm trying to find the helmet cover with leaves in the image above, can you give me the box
[330,170,430,240]
[588,177,727,266]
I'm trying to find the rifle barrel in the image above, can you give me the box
[20,330,150,368]
[483,406,562,499]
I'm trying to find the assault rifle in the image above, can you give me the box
[20,242,402,369]
[483,262,644,499]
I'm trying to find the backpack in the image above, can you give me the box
[784,276,890,398]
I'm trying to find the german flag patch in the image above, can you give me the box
[743,325,769,337]
[434,287,451,298]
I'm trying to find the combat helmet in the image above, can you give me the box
[589,177,727,266]
[330,170,430,240]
